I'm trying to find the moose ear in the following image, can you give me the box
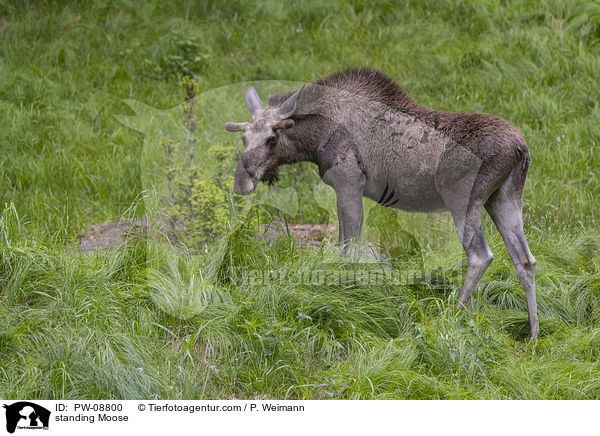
[278,85,305,119]
[245,86,262,116]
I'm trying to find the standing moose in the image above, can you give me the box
[225,68,538,339]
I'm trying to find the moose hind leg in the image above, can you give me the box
[452,204,494,309]
[485,188,538,339]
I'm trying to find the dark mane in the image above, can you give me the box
[268,68,416,111]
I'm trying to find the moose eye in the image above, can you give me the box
[266,136,277,147]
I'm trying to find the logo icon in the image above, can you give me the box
[3,402,50,434]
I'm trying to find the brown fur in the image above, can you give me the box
[270,67,526,151]
[268,68,529,195]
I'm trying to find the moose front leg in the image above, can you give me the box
[336,185,364,245]
[322,160,366,255]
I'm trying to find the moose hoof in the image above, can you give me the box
[529,328,539,342]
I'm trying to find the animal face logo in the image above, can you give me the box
[3,402,50,434]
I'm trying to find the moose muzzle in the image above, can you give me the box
[232,158,258,195]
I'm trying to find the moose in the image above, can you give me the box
[225,68,538,339]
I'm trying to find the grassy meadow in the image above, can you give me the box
[1,0,600,399]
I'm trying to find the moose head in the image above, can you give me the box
[225,86,304,194]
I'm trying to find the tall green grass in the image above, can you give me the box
[1,0,599,399]
[1,203,600,399]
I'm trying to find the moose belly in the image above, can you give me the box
[364,173,444,212]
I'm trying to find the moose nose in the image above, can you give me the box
[241,153,257,178]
